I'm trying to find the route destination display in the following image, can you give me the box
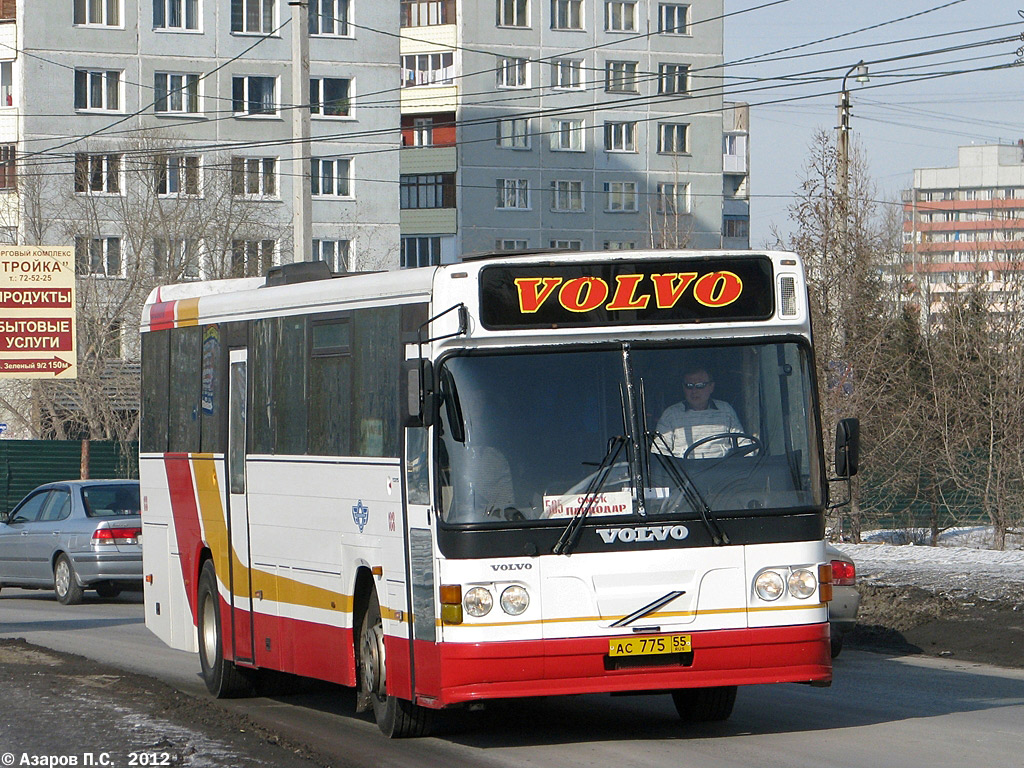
[0,246,76,378]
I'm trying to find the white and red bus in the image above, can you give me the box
[140,250,854,737]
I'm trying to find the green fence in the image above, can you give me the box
[0,440,138,517]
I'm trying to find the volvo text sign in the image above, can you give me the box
[0,246,76,379]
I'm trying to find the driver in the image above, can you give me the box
[655,366,750,459]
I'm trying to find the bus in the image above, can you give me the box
[139,250,856,737]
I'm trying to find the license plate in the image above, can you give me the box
[608,634,692,657]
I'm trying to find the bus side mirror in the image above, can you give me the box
[402,359,435,428]
[834,417,860,478]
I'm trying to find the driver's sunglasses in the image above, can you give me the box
[685,381,712,390]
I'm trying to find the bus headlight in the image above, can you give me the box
[788,569,817,599]
[500,585,529,615]
[754,570,785,601]
[464,587,493,617]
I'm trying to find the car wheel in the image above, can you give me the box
[95,582,121,599]
[672,686,737,722]
[197,561,255,698]
[54,555,84,606]
[357,588,432,738]
[830,629,844,658]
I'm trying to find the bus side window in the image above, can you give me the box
[406,427,429,506]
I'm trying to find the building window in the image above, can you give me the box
[550,239,582,250]
[231,240,276,276]
[0,61,11,107]
[401,112,455,146]
[605,1,636,31]
[231,157,277,197]
[230,0,275,34]
[496,178,529,209]
[604,240,636,249]
[496,238,529,250]
[154,0,199,30]
[551,58,583,89]
[658,122,688,153]
[400,173,455,209]
[552,180,584,212]
[551,118,585,151]
[75,0,121,26]
[75,236,122,277]
[74,153,122,194]
[604,121,636,152]
[154,72,200,113]
[551,0,583,29]
[496,56,529,88]
[497,0,528,27]
[153,238,200,280]
[401,53,454,87]
[605,181,637,212]
[723,218,749,240]
[401,0,453,26]
[74,69,122,112]
[311,158,352,197]
[310,77,351,117]
[309,0,350,35]
[658,3,688,33]
[155,155,200,195]
[605,60,638,93]
[0,144,14,190]
[313,239,350,272]
[401,236,442,268]
[657,182,689,214]
[232,76,276,115]
[658,63,689,94]
[497,117,530,149]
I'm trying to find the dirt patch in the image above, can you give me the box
[850,584,1024,668]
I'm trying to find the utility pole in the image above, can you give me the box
[291,0,312,263]
[836,61,869,214]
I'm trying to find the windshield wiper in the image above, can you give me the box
[649,432,730,546]
[553,435,627,556]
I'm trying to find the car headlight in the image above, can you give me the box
[754,570,785,601]
[500,585,529,615]
[463,587,493,617]
[788,569,817,599]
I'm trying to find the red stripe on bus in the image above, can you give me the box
[150,300,176,331]
[165,455,203,626]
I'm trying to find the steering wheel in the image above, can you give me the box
[682,432,763,460]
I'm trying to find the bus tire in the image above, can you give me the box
[358,589,433,738]
[672,685,737,722]
[197,561,255,698]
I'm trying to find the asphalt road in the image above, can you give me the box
[2,587,1024,768]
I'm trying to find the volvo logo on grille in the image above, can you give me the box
[491,563,532,571]
[596,525,689,544]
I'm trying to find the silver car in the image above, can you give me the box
[826,544,860,657]
[0,480,141,604]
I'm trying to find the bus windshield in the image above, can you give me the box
[436,341,823,526]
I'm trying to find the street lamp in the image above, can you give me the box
[837,61,869,202]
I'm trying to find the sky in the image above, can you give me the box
[722,0,1023,246]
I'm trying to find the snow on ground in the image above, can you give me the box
[836,527,1024,602]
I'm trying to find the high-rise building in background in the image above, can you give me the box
[399,0,737,265]
[902,144,1024,323]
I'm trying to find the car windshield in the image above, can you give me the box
[82,485,140,517]
[436,341,823,526]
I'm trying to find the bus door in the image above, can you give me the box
[227,348,255,664]
[404,426,441,700]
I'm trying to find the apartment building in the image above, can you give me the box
[0,0,399,275]
[398,0,730,265]
[902,144,1024,320]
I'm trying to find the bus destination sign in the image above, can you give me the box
[479,256,774,330]
[0,246,77,379]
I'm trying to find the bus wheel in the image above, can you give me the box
[672,685,737,722]
[197,561,255,698]
[358,590,433,738]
